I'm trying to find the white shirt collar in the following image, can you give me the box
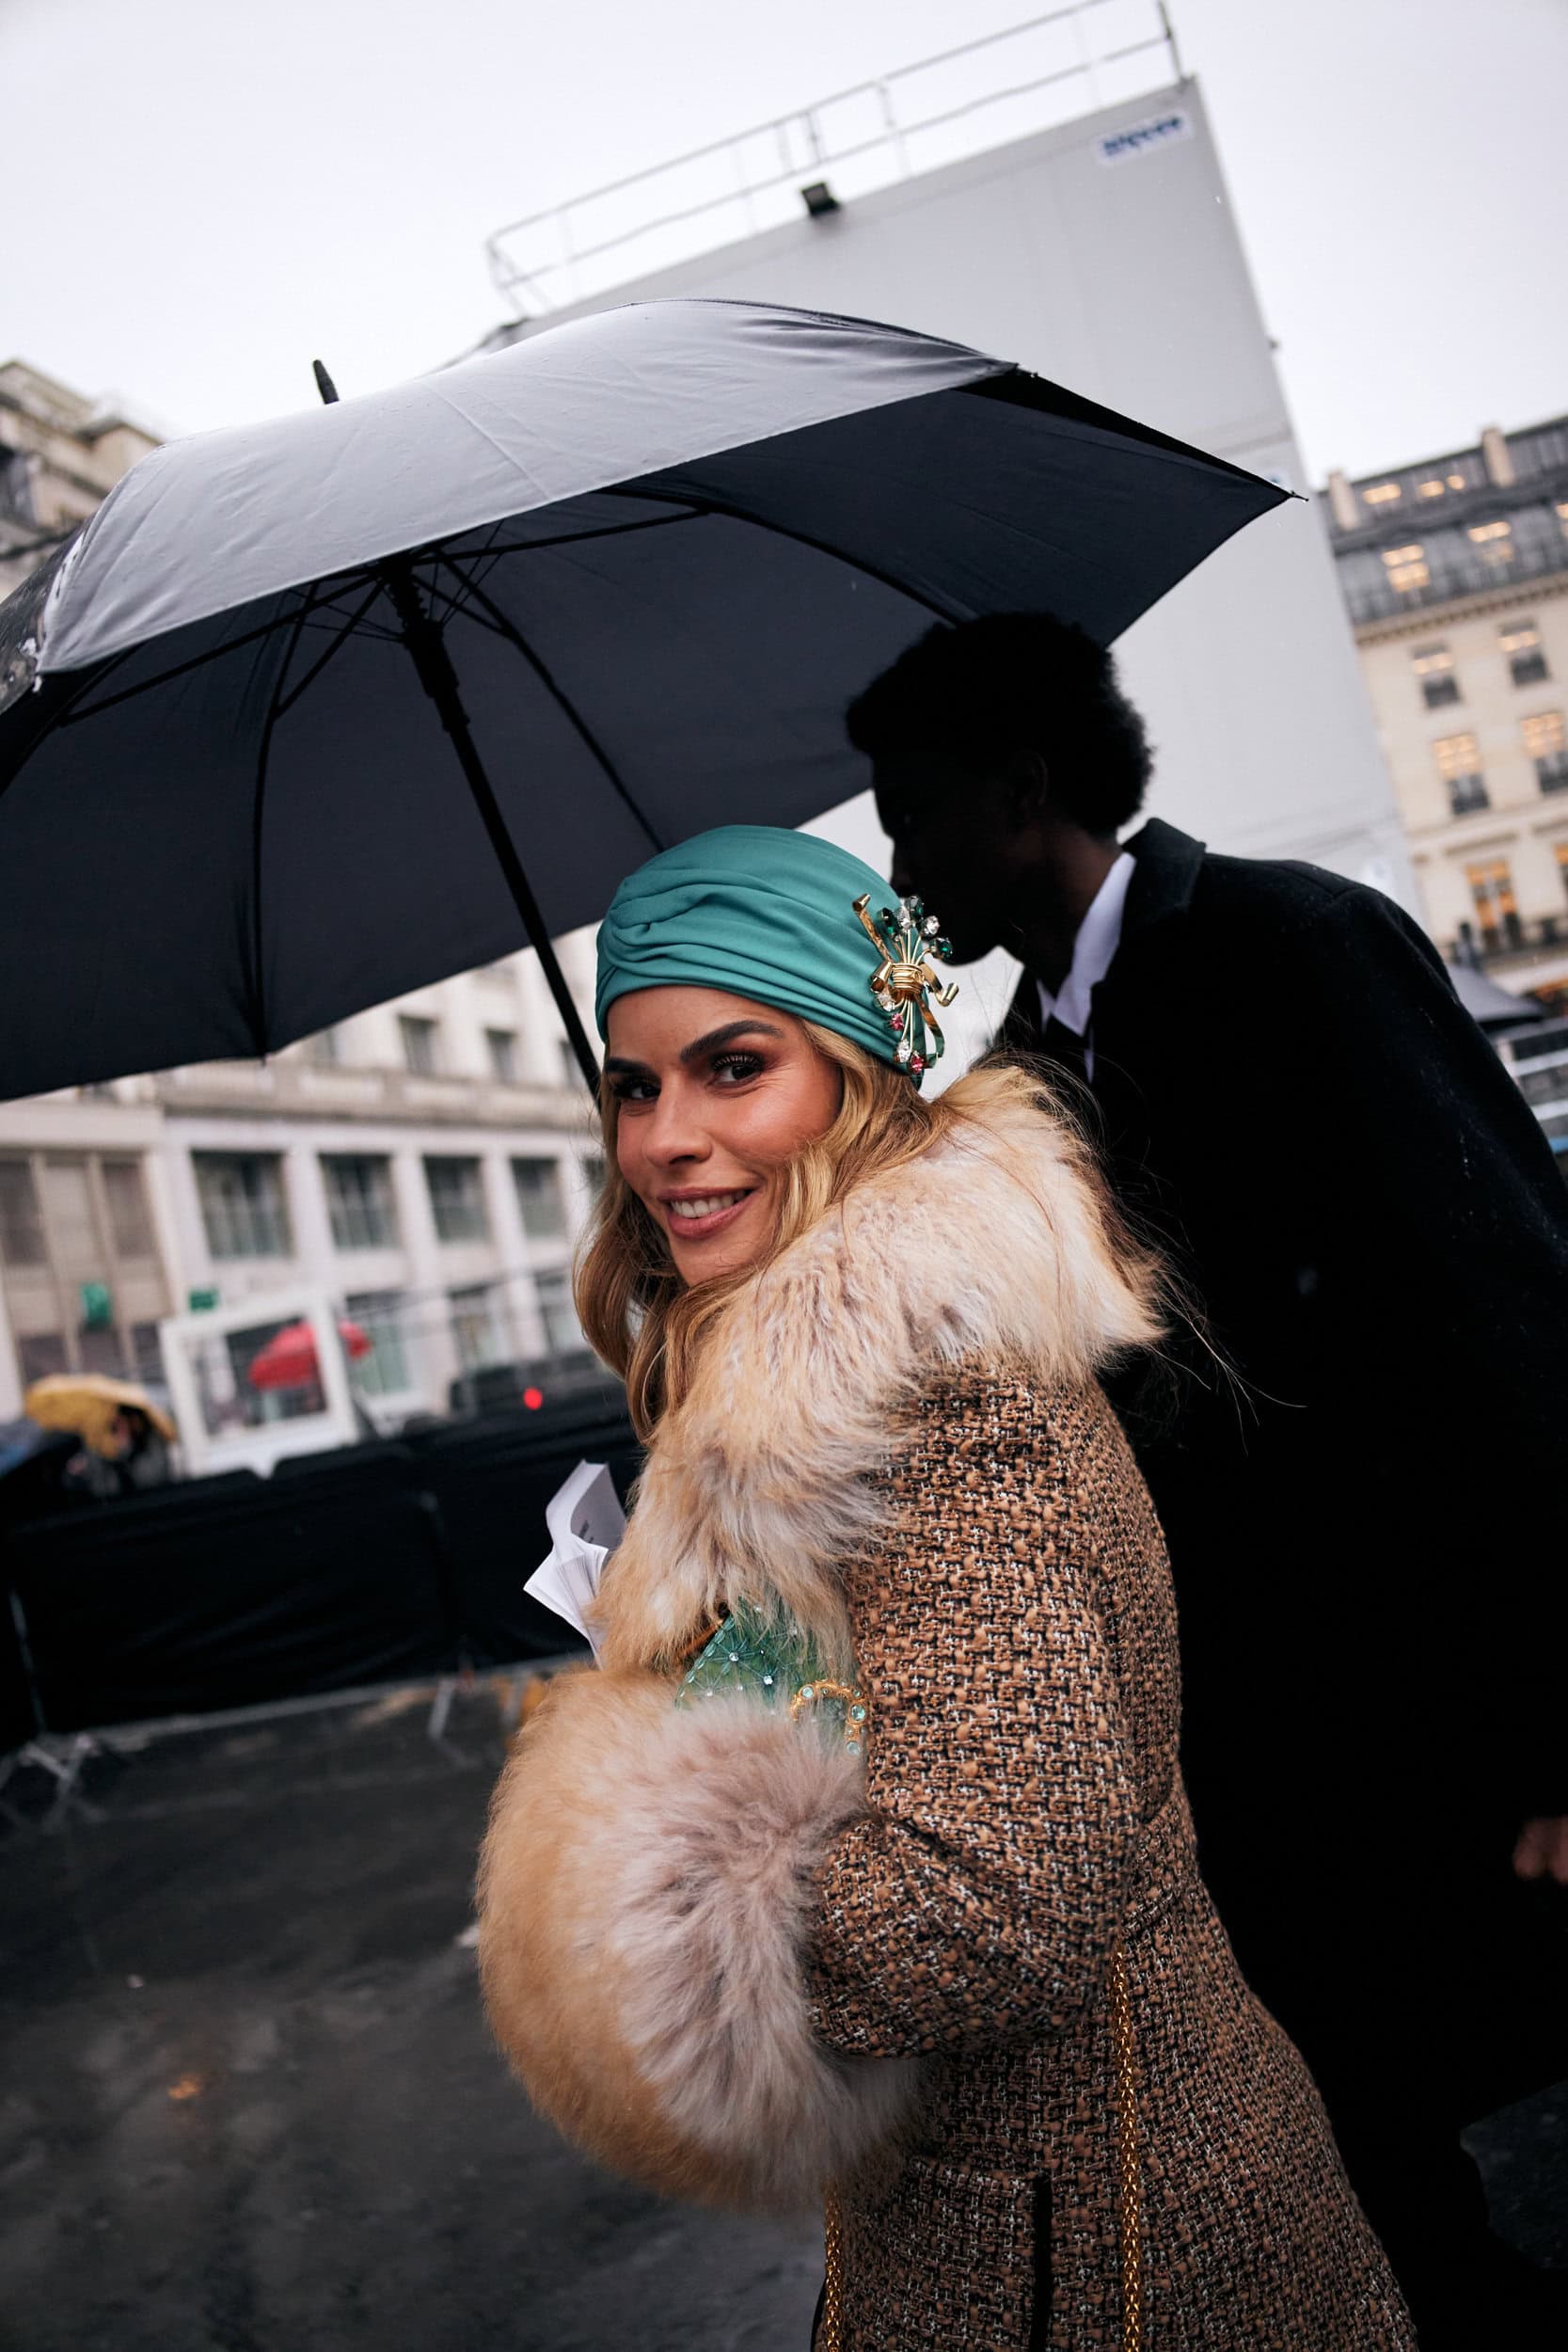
[1035,850,1135,1073]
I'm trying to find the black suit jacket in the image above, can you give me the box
[1001,819,1568,2100]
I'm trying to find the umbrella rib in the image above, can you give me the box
[442,507,704,567]
[432,555,665,854]
[244,593,318,1051]
[607,486,970,626]
[271,579,389,720]
[44,516,705,727]
[55,575,383,723]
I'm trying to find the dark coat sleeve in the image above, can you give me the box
[1286,883,1568,1819]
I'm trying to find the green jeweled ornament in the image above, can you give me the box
[851,892,959,1089]
[675,1598,863,1751]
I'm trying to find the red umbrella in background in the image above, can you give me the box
[247,1318,372,1391]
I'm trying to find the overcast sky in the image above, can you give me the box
[7,0,1566,480]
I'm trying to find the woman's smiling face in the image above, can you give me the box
[605,986,844,1286]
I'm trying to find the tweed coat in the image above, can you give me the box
[478,1083,1414,2350]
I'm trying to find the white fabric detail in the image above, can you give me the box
[1034,850,1135,1080]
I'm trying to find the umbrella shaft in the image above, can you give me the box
[381,559,602,1096]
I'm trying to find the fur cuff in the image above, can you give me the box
[478,1669,917,2211]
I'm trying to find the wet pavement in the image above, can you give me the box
[1,1681,1562,2352]
[0,1682,822,2352]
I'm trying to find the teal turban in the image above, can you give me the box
[594,825,955,1076]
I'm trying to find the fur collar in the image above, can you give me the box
[596,1073,1160,1675]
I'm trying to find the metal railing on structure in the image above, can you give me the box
[1345,543,1568,625]
[485,2,1181,317]
[1450,912,1568,969]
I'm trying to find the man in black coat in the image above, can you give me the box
[847,614,1568,2347]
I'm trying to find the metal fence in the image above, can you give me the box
[486,2,1180,315]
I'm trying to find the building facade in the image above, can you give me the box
[1324,415,1568,1004]
[0,360,162,598]
[0,944,602,1427]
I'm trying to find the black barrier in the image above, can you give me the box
[0,1589,39,1753]
[0,1398,641,1743]
[412,1396,642,1668]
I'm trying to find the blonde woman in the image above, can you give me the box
[478,825,1412,2351]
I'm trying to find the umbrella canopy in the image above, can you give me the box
[24,1374,178,1454]
[0,299,1288,1102]
[246,1317,372,1391]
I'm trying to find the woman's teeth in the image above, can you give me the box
[669,1192,749,1220]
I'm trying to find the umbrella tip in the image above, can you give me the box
[312,359,341,405]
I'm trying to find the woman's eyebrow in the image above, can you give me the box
[678,1019,784,1065]
[602,1055,652,1077]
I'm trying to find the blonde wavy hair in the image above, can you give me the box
[575,1024,1162,1439]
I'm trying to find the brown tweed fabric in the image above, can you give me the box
[807,1375,1415,2351]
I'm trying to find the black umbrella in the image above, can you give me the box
[0,299,1288,1101]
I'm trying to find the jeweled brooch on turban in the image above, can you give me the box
[852,893,959,1087]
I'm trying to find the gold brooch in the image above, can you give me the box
[852,893,959,1086]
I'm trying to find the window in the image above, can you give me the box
[534,1265,582,1356]
[1500,619,1549,688]
[1556,843,1568,899]
[450,1282,503,1371]
[1381,543,1429,592]
[512,1156,566,1241]
[558,1039,583,1088]
[399,1014,440,1075]
[1465,859,1519,939]
[322,1153,399,1249]
[304,1027,342,1067]
[17,1331,68,1382]
[1559,501,1568,539]
[1467,519,1513,565]
[345,1289,411,1396]
[0,1158,47,1265]
[77,1324,124,1376]
[193,1152,293,1259]
[1417,478,1449,500]
[1362,483,1402,506]
[581,1152,606,1200]
[1524,710,1568,794]
[1411,644,1460,707]
[130,1321,163,1383]
[44,1159,98,1267]
[102,1159,153,1259]
[424,1155,489,1243]
[1433,733,1488,816]
[485,1027,520,1083]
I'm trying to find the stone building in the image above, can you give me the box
[0,949,603,1428]
[0,360,162,599]
[1323,415,1568,1000]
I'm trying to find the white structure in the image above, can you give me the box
[481,13,1410,1048]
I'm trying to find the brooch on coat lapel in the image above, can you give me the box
[852,893,958,1087]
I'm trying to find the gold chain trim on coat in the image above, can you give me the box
[819,1949,1144,2351]
[1108,1937,1145,2351]
[818,2187,845,2351]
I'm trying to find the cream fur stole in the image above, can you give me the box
[477,1082,1158,2211]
